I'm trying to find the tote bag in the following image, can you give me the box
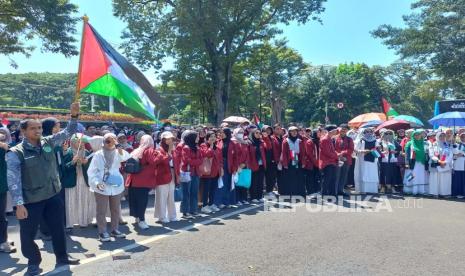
[235,168,252,189]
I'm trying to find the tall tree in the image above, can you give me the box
[0,0,79,67]
[372,0,465,97]
[245,40,306,124]
[113,0,326,124]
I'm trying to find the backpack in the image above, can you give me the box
[123,157,141,174]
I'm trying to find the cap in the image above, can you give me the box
[325,125,338,132]
[288,126,298,132]
[161,131,175,140]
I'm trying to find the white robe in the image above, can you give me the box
[428,142,452,196]
[354,140,379,193]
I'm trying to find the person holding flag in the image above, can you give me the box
[404,130,428,195]
[6,103,81,275]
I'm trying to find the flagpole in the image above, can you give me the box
[74,15,89,103]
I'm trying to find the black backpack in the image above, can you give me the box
[123,157,142,174]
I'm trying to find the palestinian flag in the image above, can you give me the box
[253,113,264,129]
[381,97,399,118]
[77,22,157,120]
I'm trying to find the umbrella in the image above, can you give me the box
[375,119,410,133]
[222,116,251,124]
[348,113,386,128]
[428,111,465,127]
[360,119,384,128]
[393,115,424,128]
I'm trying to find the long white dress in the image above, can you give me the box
[403,144,428,195]
[354,140,379,193]
[428,142,452,196]
[66,165,96,228]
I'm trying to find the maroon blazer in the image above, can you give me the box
[334,135,354,166]
[319,135,339,169]
[248,142,267,171]
[200,143,223,178]
[217,140,237,174]
[154,147,179,185]
[125,148,157,188]
[303,139,318,170]
[280,138,306,169]
[180,145,203,176]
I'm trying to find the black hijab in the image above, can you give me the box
[42,117,59,136]
[184,131,198,153]
[251,131,262,162]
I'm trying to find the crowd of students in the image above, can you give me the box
[1,112,465,275]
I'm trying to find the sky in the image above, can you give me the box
[0,0,414,84]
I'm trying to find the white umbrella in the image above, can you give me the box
[222,116,250,124]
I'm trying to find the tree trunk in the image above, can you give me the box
[210,60,224,126]
[220,61,233,124]
[271,90,283,125]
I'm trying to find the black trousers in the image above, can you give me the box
[265,163,277,193]
[335,163,350,195]
[0,192,7,244]
[128,187,150,221]
[250,166,265,200]
[20,193,67,265]
[321,165,337,197]
[303,169,318,195]
[39,187,65,235]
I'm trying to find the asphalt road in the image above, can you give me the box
[2,195,465,276]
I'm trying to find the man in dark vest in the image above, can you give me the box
[7,103,80,275]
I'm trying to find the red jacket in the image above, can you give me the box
[233,141,249,169]
[248,142,267,171]
[174,142,184,176]
[318,135,339,169]
[154,147,179,185]
[181,145,203,176]
[280,138,306,169]
[200,143,223,178]
[303,139,318,170]
[125,148,157,188]
[334,135,354,166]
[217,140,237,174]
[271,135,283,162]
[263,136,280,163]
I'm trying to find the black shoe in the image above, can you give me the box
[25,264,41,276]
[57,255,80,265]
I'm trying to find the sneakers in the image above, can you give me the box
[226,205,237,208]
[236,201,243,206]
[111,230,126,238]
[161,218,170,223]
[169,217,179,222]
[138,221,150,230]
[242,200,249,205]
[218,204,226,209]
[210,205,220,212]
[182,213,194,219]
[99,232,111,242]
[0,242,16,253]
[201,206,212,214]
[259,198,265,203]
[251,199,260,203]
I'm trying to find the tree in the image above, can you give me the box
[372,0,465,97]
[0,0,79,67]
[288,63,390,125]
[113,0,326,125]
[244,40,306,124]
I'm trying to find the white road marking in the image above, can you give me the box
[44,204,263,275]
